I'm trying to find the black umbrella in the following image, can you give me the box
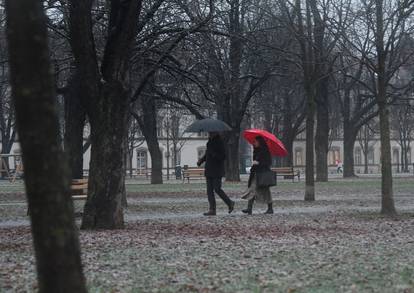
[185,118,232,133]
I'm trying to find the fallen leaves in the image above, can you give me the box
[1,179,414,292]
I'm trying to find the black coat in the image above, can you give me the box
[199,135,226,178]
[248,146,272,187]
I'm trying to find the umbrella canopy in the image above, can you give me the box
[185,118,232,133]
[243,129,288,157]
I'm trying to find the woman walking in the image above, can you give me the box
[242,136,273,215]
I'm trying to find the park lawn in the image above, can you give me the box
[0,178,414,292]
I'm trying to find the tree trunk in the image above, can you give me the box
[315,99,329,182]
[147,140,163,184]
[81,83,128,229]
[404,141,409,172]
[343,127,357,177]
[224,129,241,181]
[138,97,163,184]
[5,0,87,291]
[405,142,411,172]
[64,73,86,179]
[378,102,396,215]
[305,90,315,201]
[364,149,369,174]
[375,0,396,216]
[281,133,295,167]
[239,135,248,174]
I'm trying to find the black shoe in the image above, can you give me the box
[203,210,216,216]
[264,203,274,214]
[228,201,235,214]
[242,208,252,215]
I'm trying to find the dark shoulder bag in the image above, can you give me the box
[256,170,277,187]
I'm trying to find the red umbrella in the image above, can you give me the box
[243,129,288,157]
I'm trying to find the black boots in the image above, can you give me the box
[264,203,274,214]
[203,210,216,216]
[242,201,274,215]
[242,199,254,215]
[228,200,235,214]
[204,200,234,216]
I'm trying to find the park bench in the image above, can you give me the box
[271,167,300,182]
[70,178,88,200]
[27,178,88,215]
[182,168,205,183]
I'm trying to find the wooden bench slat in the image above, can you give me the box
[271,167,300,182]
[71,178,88,199]
[182,168,205,183]
[72,195,87,200]
[72,179,88,184]
[70,184,88,190]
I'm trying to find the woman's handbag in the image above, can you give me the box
[256,170,277,187]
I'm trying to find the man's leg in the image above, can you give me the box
[206,177,216,213]
[213,177,233,207]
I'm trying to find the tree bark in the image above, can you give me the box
[224,129,241,181]
[343,126,357,177]
[363,141,369,174]
[378,101,396,215]
[64,72,86,179]
[68,0,142,229]
[135,97,163,184]
[5,0,87,291]
[81,82,128,229]
[375,0,396,216]
[305,88,316,201]
[315,97,329,182]
[281,133,295,167]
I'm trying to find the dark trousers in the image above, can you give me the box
[206,177,232,210]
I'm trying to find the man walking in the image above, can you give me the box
[197,132,235,216]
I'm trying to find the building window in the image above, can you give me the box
[294,147,303,166]
[392,148,399,164]
[328,147,341,166]
[136,149,147,174]
[367,147,375,164]
[354,147,362,165]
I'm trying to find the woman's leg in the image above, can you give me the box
[242,198,254,215]
[264,201,273,214]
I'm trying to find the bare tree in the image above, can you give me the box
[357,122,378,174]
[131,94,164,184]
[126,118,144,178]
[68,0,143,229]
[277,0,329,200]
[5,0,86,290]
[0,9,16,178]
[391,100,414,172]
[341,0,414,215]
[333,55,378,177]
